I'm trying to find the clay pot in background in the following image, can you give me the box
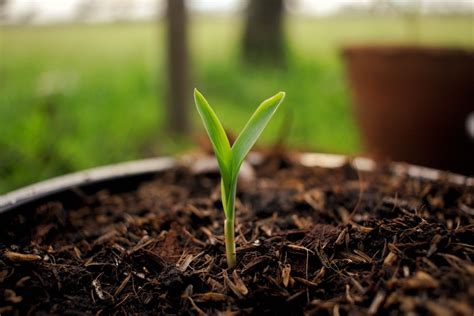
[343,45,474,175]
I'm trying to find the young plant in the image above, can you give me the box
[194,89,285,268]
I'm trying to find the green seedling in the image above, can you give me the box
[194,89,285,268]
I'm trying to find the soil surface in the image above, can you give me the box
[1,154,473,315]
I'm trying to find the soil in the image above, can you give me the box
[0,154,473,315]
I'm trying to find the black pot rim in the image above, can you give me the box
[0,157,175,214]
[1,153,472,215]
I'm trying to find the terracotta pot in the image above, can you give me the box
[343,45,474,175]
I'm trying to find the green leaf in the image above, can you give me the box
[194,89,232,180]
[231,91,285,176]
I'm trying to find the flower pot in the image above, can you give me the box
[343,45,474,175]
[1,154,473,315]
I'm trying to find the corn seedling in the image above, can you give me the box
[194,89,285,268]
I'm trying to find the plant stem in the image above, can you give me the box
[224,218,236,268]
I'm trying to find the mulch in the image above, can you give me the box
[1,153,473,315]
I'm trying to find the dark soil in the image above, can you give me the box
[0,154,473,315]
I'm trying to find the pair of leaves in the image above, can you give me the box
[194,89,285,218]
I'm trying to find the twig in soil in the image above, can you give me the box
[305,245,310,303]
[383,251,398,267]
[232,270,248,295]
[4,289,23,303]
[335,227,347,246]
[241,255,273,274]
[281,263,291,288]
[236,222,249,244]
[181,285,206,316]
[312,267,326,283]
[182,227,207,247]
[200,226,218,245]
[313,243,332,269]
[293,277,322,288]
[223,275,240,298]
[438,253,473,274]
[176,253,194,272]
[345,284,355,305]
[368,291,386,315]
[187,297,206,316]
[3,251,42,263]
[114,273,132,297]
[286,244,315,255]
[92,273,114,302]
[286,290,306,302]
[460,203,474,216]
[192,292,230,302]
[0,306,14,314]
[401,271,439,289]
[114,292,132,309]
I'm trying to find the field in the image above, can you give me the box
[1,15,472,193]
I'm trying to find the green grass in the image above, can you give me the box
[0,16,472,193]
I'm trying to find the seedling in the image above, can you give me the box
[194,89,285,268]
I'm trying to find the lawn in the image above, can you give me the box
[0,15,472,193]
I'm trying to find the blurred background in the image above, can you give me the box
[0,0,473,193]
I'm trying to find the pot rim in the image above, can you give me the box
[342,44,474,58]
[1,153,472,214]
[0,157,175,214]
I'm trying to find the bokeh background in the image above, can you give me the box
[0,0,473,193]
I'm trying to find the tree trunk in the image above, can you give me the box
[166,0,190,135]
[242,0,285,65]
[0,0,9,22]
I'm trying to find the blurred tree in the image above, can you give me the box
[0,0,8,21]
[166,0,190,135]
[242,0,285,65]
